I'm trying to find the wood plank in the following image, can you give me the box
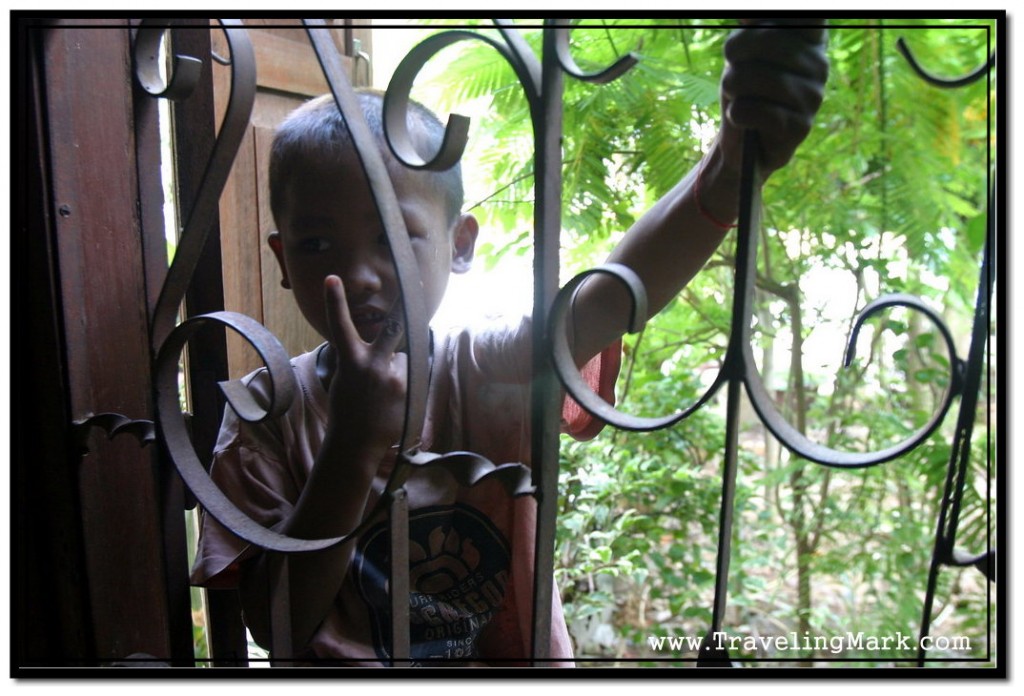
[44,20,173,661]
[17,17,95,665]
[219,125,266,379]
[251,28,355,96]
[211,25,354,100]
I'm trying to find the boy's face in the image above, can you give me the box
[269,148,477,346]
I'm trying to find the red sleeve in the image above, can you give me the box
[559,339,622,441]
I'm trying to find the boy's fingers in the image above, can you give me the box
[722,64,825,118]
[371,310,406,356]
[724,35,829,82]
[323,275,361,359]
[738,18,827,45]
[727,100,813,171]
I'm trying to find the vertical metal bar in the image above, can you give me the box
[915,32,999,662]
[204,590,248,666]
[268,553,293,666]
[389,489,410,666]
[529,24,565,666]
[917,186,995,664]
[709,381,742,626]
[697,375,742,667]
[131,22,195,665]
[939,146,997,572]
[165,22,231,667]
[699,130,761,667]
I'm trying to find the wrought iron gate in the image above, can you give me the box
[16,16,1002,672]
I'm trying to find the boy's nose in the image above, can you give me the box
[338,256,385,299]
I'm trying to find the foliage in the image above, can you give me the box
[414,18,997,666]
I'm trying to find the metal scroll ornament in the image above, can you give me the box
[144,20,348,558]
[894,32,998,665]
[547,25,996,666]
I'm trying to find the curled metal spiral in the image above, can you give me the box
[134,21,367,563]
[383,30,504,172]
[745,293,964,469]
[134,19,204,101]
[140,21,327,553]
[154,311,352,554]
[550,186,968,469]
[550,263,723,432]
[896,36,995,88]
[551,18,639,84]
[141,22,373,557]
[383,18,640,175]
[147,19,256,349]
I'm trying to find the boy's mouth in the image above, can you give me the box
[350,305,402,342]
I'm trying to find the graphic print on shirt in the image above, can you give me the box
[354,503,511,664]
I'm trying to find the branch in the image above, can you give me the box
[465,170,535,212]
[808,469,832,553]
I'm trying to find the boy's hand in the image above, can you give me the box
[718,18,829,179]
[322,275,407,454]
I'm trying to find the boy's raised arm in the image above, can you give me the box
[240,275,409,653]
[570,21,828,364]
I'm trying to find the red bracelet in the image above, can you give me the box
[695,158,738,230]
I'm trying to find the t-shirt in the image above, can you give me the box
[190,315,620,666]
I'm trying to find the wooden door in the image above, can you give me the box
[17,17,190,666]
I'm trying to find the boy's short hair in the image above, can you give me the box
[269,89,464,227]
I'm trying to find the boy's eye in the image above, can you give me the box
[297,237,331,254]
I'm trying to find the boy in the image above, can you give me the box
[191,21,828,665]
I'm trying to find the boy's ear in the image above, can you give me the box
[450,213,479,275]
[267,232,291,289]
